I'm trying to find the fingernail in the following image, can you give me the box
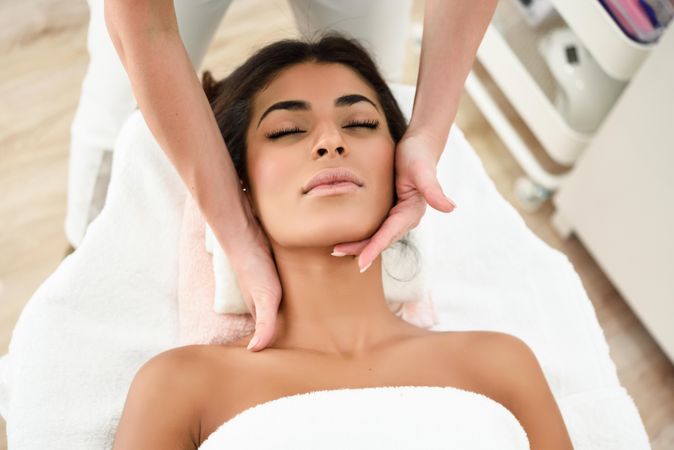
[331,251,346,257]
[247,335,260,351]
[359,261,372,273]
[448,198,457,208]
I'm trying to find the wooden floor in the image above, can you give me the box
[1,1,672,448]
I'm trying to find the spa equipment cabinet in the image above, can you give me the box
[551,24,674,364]
[463,0,674,362]
[464,0,660,211]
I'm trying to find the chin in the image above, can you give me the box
[270,214,385,248]
[261,194,393,248]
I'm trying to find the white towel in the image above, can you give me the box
[3,111,184,449]
[0,354,9,419]
[197,386,530,450]
[0,83,651,449]
[204,224,430,314]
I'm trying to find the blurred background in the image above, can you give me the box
[1,0,672,448]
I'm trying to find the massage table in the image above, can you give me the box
[0,83,650,449]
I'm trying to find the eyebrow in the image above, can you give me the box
[256,94,379,129]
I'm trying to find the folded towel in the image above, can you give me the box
[177,196,255,346]
[177,195,438,346]
[198,386,530,450]
[4,111,185,450]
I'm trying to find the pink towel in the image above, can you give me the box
[177,196,254,345]
[177,195,438,346]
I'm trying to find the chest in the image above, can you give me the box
[199,339,479,444]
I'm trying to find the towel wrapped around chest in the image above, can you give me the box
[198,386,530,450]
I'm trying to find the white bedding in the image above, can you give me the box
[0,83,650,449]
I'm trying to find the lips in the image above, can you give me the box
[302,167,364,194]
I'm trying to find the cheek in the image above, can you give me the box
[369,139,396,205]
[247,152,297,229]
[348,137,396,238]
[250,155,291,191]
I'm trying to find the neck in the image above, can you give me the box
[268,244,406,358]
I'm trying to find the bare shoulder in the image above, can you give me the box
[458,331,540,397]
[445,330,574,450]
[143,343,213,364]
[113,345,216,450]
[462,330,537,369]
[448,330,546,406]
[133,345,221,391]
[421,329,529,359]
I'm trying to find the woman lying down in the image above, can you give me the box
[112,33,574,449]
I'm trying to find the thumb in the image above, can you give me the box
[426,182,456,213]
[247,295,278,352]
[417,171,455,213]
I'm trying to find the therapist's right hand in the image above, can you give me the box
[225,194,282,353]
[105,0,282,353]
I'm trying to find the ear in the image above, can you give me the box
[243,184,258,218]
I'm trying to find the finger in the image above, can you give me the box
[357,213,409,271]
[424,180,456,213]
[332,239,369,256]
[412,164,456,212]
[248,295,279,352]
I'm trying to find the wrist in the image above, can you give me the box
[196,183,255,252]
[403,125,450,165]
[405,92,459,154]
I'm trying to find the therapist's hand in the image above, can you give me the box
[332,131,457,271]
[226,192,282,353]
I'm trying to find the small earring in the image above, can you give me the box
[242,187,247,192]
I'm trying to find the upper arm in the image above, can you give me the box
[112,347,204,450]
[474,332,574,450]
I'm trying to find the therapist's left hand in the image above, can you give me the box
[331,131,457,271]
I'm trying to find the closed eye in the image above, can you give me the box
[264,126,303,140]
[344,119,379,131]
[264,119,379,140]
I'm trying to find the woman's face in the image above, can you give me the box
[245,62,395,249]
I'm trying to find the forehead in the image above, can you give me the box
[252,62,380,115]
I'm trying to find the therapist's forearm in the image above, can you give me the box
[408,0,497,162]
[104,0,250,247]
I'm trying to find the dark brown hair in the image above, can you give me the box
[201,31,408,191]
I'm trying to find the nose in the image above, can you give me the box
[311,125,348,159]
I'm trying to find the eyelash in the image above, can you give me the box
[264,119,380,140]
